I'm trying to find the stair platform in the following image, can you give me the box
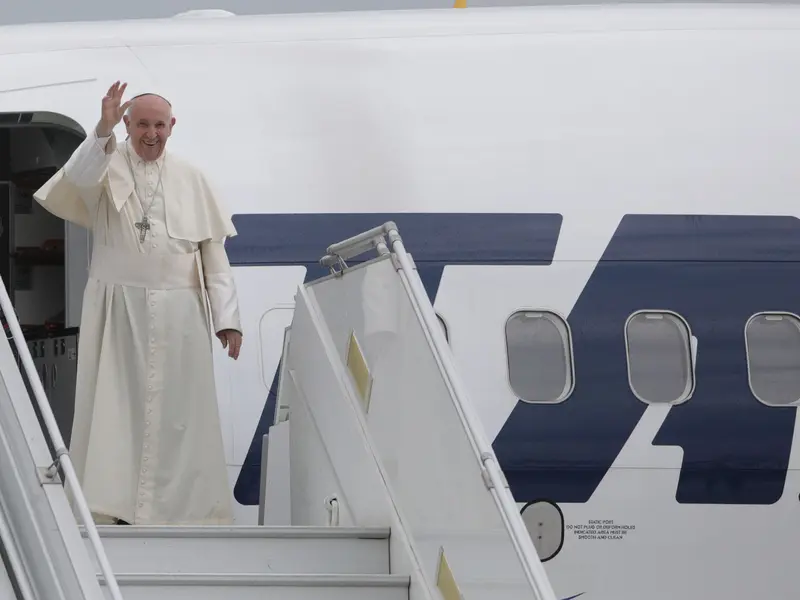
[99,573,410,600]
[81,526,391,575]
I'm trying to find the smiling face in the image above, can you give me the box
[123,94,176,162]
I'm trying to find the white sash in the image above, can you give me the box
[89,246,201,290]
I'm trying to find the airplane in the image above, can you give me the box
[1,3,800,599]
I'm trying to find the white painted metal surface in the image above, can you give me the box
[82,526,390,575]
[0,509,32,600]
[0,285,106,600]
[100,574,409,600]
[87,525,408,600]
[0,276,118,599]
[388,227,556,600]
[278,223,557,600]
[4,5,800,600]
[0,554,17,599]
[278,289,434,600]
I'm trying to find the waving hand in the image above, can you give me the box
[96,81,133,137]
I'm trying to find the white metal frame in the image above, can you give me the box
[743,310,800,407]
[623,309,696,406]
[320,222,558,600]
[0,481,35,600]
[0,277,124,600]
[503,308,576,405]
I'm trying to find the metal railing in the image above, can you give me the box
[321,222,558,600]
[0,279,124,600]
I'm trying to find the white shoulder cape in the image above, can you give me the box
[33,139,237,243]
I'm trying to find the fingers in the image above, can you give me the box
[217,331,242,360]
[106,81,119,100]
[120,100,133,114]
[104,81,129,105]
[230,335,242,360]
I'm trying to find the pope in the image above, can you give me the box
[34,81,242,526]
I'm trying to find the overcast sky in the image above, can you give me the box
[0,0,564,25]
[3,0,793,25]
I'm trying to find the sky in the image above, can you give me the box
[3,0,792,25]
[0,0,557,26]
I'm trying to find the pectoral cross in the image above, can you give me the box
[135,216,151,243]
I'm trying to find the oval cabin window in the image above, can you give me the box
[745,313,800,407]
[505,311,574,404]
[624,311,694,405]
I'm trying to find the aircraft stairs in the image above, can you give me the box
[83,524,405,599]
[0,223,559,600]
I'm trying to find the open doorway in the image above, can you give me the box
[0,112,89,448]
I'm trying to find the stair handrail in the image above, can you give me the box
[0,278,124,600]
[322,222,558,600]
[387,225,558,600]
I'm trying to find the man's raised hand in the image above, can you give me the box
[96,81,133,138]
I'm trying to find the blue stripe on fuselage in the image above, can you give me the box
[227,213,562,505]
[228,213,799,507]
[493,214,799,505]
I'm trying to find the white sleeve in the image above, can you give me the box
[63,129,116,189]
[200,240,243,334]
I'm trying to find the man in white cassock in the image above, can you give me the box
[33,82,243,526]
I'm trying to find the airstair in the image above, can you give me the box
[0,223,559,600]
[84,525,406,599]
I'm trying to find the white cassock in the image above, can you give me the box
[33,130,240,525]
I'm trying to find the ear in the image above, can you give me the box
[123,115,130,130]
[170,116,177,129]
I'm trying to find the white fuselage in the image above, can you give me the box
[2,5,800,599]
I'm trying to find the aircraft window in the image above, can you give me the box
[505,311,574,404]
[436,313,450,343]
[624,311,694,405]
[745,312,800,407]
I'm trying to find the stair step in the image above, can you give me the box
[82,526,390,575]
[99,573,410,600]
